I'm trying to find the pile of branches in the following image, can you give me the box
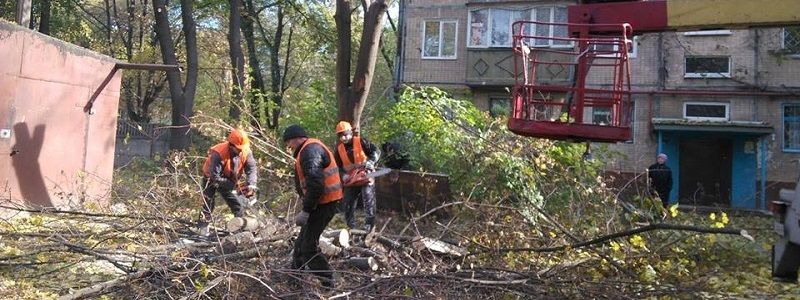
[0,194,754,300]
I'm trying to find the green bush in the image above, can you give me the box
[376,87,612,223]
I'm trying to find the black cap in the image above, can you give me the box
[282,124,307,141]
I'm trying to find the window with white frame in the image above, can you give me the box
[590,101,634,143]
[685,56,731,78]
[783,104,800,151]
[683,102,729,121]
[783,27,800,55]
[468,6,568,48]
[682,30,732,36]
[592,107,612,125]
[422,20,457,59]
[594,36,638,58]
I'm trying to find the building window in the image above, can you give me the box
[422,20,457,59]
[683,102,729,121]
[489,97,510,117]
[592,107,612,125]
[783,27,800,55]
[590,102,634,143]
[784,104,800,152]
[682,30,733,36]
[468,6,567,48]
[684,56,731,78]
[595,36,638,58]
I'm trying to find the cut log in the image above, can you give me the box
[219,232,255,253]
[347,257,379,271]
[319,237,342,256]
[338,229,351,249]
[226,217,260,233]
[412,236,467,257]
[350,229,404,249]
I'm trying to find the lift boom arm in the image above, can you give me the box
[570,0,800,33]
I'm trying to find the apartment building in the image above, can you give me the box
[396,0,800,209]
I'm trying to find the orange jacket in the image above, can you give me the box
[203,142,252,181]
[337,136,368,172]
[295,139,343,206]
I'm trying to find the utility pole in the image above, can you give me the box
[16,0,32,26]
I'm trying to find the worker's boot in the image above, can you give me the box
[196,219,211,237]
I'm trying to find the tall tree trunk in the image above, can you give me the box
[227,0,245,120]
[181,0,198,125]
[268,5,284,129]
[241,0,267,127]
[37,0,50,34]
[16,0,31,26]
[334,0,353,123]
[152,0,197,150]
[103,0,115,56]
[335,0,388,129]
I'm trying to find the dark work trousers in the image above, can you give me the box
[655,189,671,208]
[343,183,376,229]
[292,201,338,284]
[200,177,244,221]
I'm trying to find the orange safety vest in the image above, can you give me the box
[337,136,368,172]
[295,139,343,204]
[202,142,251,180]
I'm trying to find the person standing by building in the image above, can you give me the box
[197,128,258,236]
[283,124,342,288]
[648,153,673,208]
[333,121,380,232]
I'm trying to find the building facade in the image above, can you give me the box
[397,0,800,209]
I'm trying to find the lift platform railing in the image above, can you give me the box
[509,20,633,142]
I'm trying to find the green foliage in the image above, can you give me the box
[280,79,338,141]
[376,87,611,224]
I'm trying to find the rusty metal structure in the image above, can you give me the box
[0,21,176,209]
[509,20,633,142]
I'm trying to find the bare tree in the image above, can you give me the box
[335,0,388,128]
[241,0,267,126]
[152,0,198,150]
[228,0,246,119]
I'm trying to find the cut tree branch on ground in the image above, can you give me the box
[466,223,753,257]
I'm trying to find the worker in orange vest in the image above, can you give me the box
[283,124,342,288]
[196,128,258,236]
[333,121,380,232]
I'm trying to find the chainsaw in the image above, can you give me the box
[234,182,259,207]
[343,167,393,187]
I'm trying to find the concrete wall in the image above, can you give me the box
[0,21,121,208]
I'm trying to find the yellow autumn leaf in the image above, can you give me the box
[669,204,679,218]
[709,213,716,221]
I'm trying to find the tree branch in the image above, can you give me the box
[466,223,752,257]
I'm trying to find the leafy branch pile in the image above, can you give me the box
[0,88,798,299]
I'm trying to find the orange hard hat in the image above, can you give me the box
[227,128,250,149]
[335,121,352,134]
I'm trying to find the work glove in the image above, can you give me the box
[294,211,310,226]
[342,174,351,182]
[365,161,376,171]
[243,185,258,198]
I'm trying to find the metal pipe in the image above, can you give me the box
[84,63,179,113]
[761,138,768,209]
[630,89,793,97]
[115,62,180,71]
